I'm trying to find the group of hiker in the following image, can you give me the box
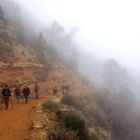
[0,82,41,110]
[0,82,70,110]
[52,84,70,95]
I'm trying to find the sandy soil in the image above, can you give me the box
[0,96,50,140]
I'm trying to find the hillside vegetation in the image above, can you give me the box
[0,1,140,140]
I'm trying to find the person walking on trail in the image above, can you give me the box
[2,84,11,110]
[22,85,30,104]
[65,84,70,93]
[14,85,21,103]
[34,82,41,99]
[61,84,65,94]
[53,86,58,95]
[61,84,70,94]
[0,86,4,109]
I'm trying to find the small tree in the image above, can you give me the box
[44,21,78,69]
[0,5,6,24]
[98,59,139,140]
[0,6,4,20]
[103,59,129,94]
[33,32,50,66]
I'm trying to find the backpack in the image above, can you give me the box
[15,87,20,96]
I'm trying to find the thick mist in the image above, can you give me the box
[1,0,140,96]
[1,0,140,139]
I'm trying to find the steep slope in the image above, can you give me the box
[0,6,32,63]
[43,64,111,140]
[0,6,49,85]
[0,3,111,140]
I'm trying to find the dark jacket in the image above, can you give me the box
[15,87,21,96]
[2,88,11,97]
[53,87,57,94]
[22,86,30,96]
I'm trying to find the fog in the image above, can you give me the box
[1,0,139,91]
[7,0,140,96]
[1,0,140,139]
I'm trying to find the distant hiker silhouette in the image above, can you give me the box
[34,82,41,99]
[65,84,70,93]
[22,85,30,104]
[14,85,21,103]
[0,85,4,109]
[61,84,70,94]
[2,84,11,110]
[61,85,65,94]
[53,86,58,95]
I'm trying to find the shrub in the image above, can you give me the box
[88,134,98,140]
[42,100,61,113]
[61,94,81,109]
[57,111,97,140]
[48,128,78,140]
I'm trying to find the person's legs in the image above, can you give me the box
[24,93,29,104]
[0,96,3,109]
[4,99,7,110]
[4,97,9,110]
[26,95,29,104]
[24,95,28,104]
[16,95,19,103]
[35,91,39,99]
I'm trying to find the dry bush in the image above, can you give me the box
[61,94,81,109]
[48,128,78,140]
[57,111,97,140]
[42,100,61,113]
[88,134,98,140]
[62,94,108,129]
[42,99,98,140]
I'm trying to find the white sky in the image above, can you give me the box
[13,0,140,75]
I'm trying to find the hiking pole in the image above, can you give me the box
[10,96,13,110]
[22,95,25,104]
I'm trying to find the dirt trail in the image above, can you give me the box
[0,96,52,140]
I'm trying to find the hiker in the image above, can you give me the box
[22,85,30,104]
[0,86,3,109]
[53,86,58,95]
[14,85,21,103]
[65,84,70,93]
[61,84,66,94]
[34,82,41,99]
[2,84,11,110]
[61,84,70,94]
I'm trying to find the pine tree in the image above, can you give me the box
[0,5,6,24]
[0,6,4,20]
